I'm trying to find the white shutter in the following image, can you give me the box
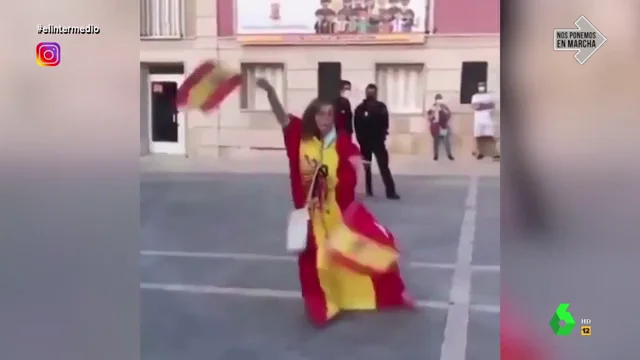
[140,0,185,38]
[376,64,424,113]
[241,64,285,111]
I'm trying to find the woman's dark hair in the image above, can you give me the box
[301,98,333,140]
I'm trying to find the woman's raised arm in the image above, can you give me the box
[255,78,289,128]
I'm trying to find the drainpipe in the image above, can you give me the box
[215,37,222,159]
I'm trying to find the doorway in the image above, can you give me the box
[148,74,186,155]
[317,62,342,102]
[459,61,488,104]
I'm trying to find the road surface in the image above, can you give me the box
[140,173,500,360]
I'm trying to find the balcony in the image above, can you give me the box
[140,0,186,39]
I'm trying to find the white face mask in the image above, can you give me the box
[435,99,442,104]
[341,90,351,98]
[478,87,486,92]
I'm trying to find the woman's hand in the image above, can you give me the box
[255,77,288,127]
[349,156,361,170]
[256,78,274,93]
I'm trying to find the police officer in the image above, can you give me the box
[354,84,400,199]
[334,80,353,135]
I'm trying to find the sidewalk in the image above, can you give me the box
[140,152,500,177]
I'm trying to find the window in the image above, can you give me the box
[240,64,285,111]
[460,61,488,104]
[140,0,186,38]
[317,62,342,102]
[376,64,424,114]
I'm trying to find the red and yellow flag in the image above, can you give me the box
[176,60,242,112]
[327,202,400,275]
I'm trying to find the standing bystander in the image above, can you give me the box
[471,82,500,160]
[427,94,454,161]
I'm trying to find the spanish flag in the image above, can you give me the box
[327,201,400,275]
[176,60,242,112]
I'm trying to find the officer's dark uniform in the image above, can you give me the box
[334,96,353,135]
[354,88,399,199]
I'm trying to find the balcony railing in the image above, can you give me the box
[140,0,186,39]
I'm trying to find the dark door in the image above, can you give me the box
[151,81,178,142]
[459,61,488,104]
[317,62,342,102]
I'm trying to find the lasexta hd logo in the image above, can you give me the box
[36,42,61,66]
[549,303,576,335]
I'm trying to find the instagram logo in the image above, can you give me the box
[36,42,61,67]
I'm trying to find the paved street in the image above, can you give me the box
[140,172,500,360]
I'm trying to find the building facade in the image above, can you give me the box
[140,0,500,158]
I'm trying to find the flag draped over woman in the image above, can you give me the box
[283,112,413,325]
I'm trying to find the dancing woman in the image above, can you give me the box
[255,78,413,326]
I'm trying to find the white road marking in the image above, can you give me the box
[140,250,500,272]
[440,176,480,360]
[139,282,500,314]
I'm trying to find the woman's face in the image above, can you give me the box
[315,104,334,135]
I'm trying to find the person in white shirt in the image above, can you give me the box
[470,82,500,160]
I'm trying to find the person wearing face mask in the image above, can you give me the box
[471,82,500,160]
[354,83,400,199]
[427,94,454,161]
[334,80,353,135]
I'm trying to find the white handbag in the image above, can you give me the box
[286,208,311,253]
[286,165,322,253]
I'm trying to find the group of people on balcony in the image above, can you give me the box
[313,0,419,34]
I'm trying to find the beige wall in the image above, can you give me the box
[140,0,500,158]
